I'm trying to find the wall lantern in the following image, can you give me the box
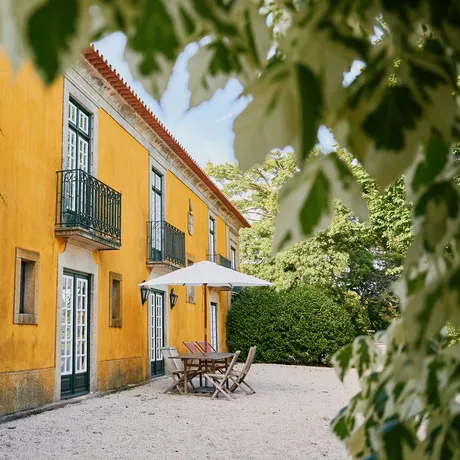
[170,288,178,309]
[140,281,150,305]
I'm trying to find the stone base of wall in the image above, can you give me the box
[0,368,55,416]
[98,357,147,392]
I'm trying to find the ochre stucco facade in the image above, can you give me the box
[0,50,247,416]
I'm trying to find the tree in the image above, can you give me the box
[207,148,411,332]
[4,1,460,458]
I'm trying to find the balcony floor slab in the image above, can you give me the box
[55,227,121,251]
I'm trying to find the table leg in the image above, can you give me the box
[184,360,188,395]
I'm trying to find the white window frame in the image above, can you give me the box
[210,302,218,351]
[209,215,216,262]
[62,78,99,177]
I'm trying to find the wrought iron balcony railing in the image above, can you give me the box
[208,253,232,269]
[56,169,122,245]
[147,221,186,267]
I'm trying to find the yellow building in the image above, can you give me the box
[0,47,249,416]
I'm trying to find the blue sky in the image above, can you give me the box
[95,33,363,166]
[96,33,245,166]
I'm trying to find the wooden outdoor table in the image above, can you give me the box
[169,352,235,394]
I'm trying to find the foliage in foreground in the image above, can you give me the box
[4,0,460,458]
[227,286,355,366]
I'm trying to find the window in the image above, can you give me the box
[68,99,91,172]
[151,169,163,222]
[109,272,122,327]
[209,217,216,262]
[231,246,237,270]
[14,248,40,324]
[186,259,196,304]
[150,169,163,258]
[210,302,218,351]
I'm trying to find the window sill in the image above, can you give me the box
[14,313,38,325]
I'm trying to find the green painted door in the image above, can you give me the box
[61,271,90,398]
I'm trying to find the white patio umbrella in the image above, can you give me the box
[139,261,273,346]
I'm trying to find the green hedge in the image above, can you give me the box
[227,285,356,366]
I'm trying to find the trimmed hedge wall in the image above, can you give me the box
[227,285,356,366]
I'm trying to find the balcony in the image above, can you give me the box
[55,169,122,250]
[147,221,186,270]
[208,253,232,269]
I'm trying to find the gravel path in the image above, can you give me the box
[0,364,358,460]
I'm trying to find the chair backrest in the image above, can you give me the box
[169,347,184,372]
[195,341,216,353]
[183,341,200,353]
[160,347,177,374]
[222,351,241,380]
[241,346,257,376]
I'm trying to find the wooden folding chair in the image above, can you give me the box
[204,351,241,401]
[161,347,200,394]
[195,341,216,353]
[170,346,202,387]
[182,341,205,384]
[183,341,201,353]
[195,341,227,374]
[229,346,257,395]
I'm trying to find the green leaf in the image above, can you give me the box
[414,181,460,252]
[296,64,323,162]
[27,0,79,83]
[332,343,353,381]
[126,0,180,99]
[414,287,441,347]
[190,0,238,37]
[374,386,388,418]
[353,336,373,378]
[331,407,350,440]
[299,170,329,235]
[179,5,196,36]
[407,271,427,296]
[426,359,442,406]
[0,0,44,72]
[274,152,368,252]
[412,134,450,193]
[243,4,271,67]
[425,425,442,457]
[381,417,416,460]
[188,44,235,109]
[362,86,422,152]
[234,64,299,171]
[415,182,459,220]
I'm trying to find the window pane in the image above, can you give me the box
[69,102,77,125]
[78,138,89,172]
[231,247,236,269]
[79,111,89,134]
[68,130,77,169]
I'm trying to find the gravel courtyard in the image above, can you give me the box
[0,364,359,460]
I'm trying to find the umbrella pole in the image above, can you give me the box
[203,283,208,350]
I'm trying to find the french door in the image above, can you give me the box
[150,290,165,377]
[63,99,92,223]
[210,302,218,351]
[66,100,91,212]
[60,271,90,398]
